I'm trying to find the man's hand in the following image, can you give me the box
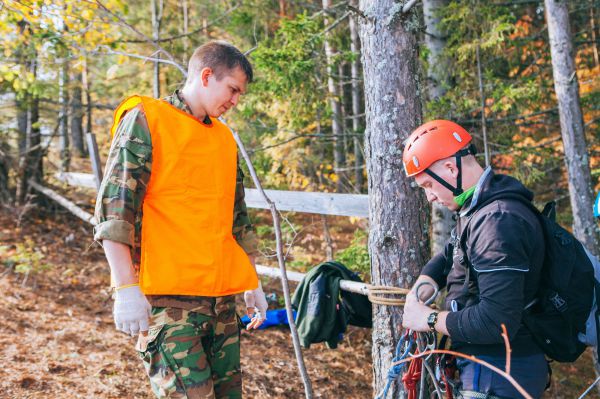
[244,281,268,330]
[113,285,152,336]
[402,293,435,332]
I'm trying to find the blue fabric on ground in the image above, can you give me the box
[240,309,297,329]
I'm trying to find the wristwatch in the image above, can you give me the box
[427,311,439,332]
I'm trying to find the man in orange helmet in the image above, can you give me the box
[401,120,548,398]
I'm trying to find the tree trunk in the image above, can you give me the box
[423,0,454,255]
[70,72,86,157]
[545,0,600,255]
[323,0,347,193]
[590,0,599,67]
[358,2,430,397]
[151,0,164,98]
[16,57,42,205]
[58,57,70,172]
[349,3,365,192]
[84,57,93,135]
[322,215,334,260]
[181,0,189,63]
[545,0,600,387]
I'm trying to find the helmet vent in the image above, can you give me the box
[412,156,419,168]
[453,132,462,142]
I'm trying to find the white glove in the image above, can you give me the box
[244,281,268,330]
[113,285,152,336]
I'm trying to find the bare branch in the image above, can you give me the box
[95,0,187,76]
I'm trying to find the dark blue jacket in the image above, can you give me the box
[422,169,545,356]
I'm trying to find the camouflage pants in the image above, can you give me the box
[135,296,242,399]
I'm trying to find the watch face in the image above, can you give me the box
[427,312,438,328]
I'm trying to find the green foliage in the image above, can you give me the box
[335,229,370,278]
[251,12,324,112]
[0,238,50,277]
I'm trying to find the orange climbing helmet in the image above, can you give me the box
[403,120,477,196]
[403,120,473,177]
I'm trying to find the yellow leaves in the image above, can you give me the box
[81,9,93,20]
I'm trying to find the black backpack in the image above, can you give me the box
[464,194,599,362]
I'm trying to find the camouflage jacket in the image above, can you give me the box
[94,91,258,304]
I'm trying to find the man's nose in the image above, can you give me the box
[425,191,437,203]
[230,93,240,106]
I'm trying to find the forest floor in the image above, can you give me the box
[0,201,598,399]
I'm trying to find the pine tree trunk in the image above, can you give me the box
[423,0,454,255]
[323,0,347,193]
[349,4,365,192]
[358,2,431,396]
[70,72,86,157]
[545,0,600,255]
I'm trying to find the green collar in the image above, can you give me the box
[454,185,476,207]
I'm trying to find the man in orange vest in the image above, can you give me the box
[94,41,267,398]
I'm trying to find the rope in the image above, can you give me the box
[376,330,415,399]
[367,285,410,306]
[374,282,442,398]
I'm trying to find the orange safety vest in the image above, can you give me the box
[110,95,258,296]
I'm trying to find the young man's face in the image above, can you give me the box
[414,160,459,211]
[202,66,248,118]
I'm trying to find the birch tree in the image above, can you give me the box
[545,0,600,256]
[323,0,347,193]
[349,1,365,192]
[358,1,431,396]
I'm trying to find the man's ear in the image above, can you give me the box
[200,67,213,87]
[444,160,459,178]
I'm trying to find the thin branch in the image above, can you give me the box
[222,118,314,398]
[402,0,420,13]
[119,5,240,43]
[90,45,186,69]
[95,0,187,76]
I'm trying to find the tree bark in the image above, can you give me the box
[349,3,365,192]
[423,0,454,255]
[16,57,42,205]
[70,72,86,157]
[545,0,600,256]
[151,0,164,98]
[323,0,347,193]
[358,2,430,396]
[545,0,600,387]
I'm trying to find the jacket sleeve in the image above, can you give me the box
[93,107,152,248]
[421,240,454,289]
[445,210,537,344]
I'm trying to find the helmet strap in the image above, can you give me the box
[423,144,477,197]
